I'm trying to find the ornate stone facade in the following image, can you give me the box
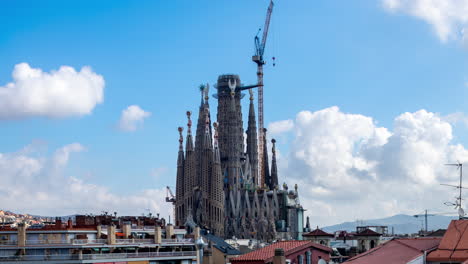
[175,74,304,240]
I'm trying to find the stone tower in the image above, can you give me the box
[175,74,304,240]
[215,75,244,190]
[246,89,259,186]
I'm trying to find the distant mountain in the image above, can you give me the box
[322,214,458,235]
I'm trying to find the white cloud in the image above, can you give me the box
[118,105,151,132]
[273,107,468,226]
[0,143,171,218]
[382,0,468,43]
[443,112,468,128]
[0,63,104,119]
[268,119,294,136]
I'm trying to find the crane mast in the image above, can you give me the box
[165,186,176,223]
[253,0,274,187]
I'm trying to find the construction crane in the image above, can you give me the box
[165,186,176,224]
[414,210,461,233]
[413,210,436,233]
[253,0,274,187]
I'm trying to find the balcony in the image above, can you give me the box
[0,238,194,246]
[0,251,197,262]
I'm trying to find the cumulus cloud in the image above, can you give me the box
[272,107,468,226]
[382,0,468,43]
[0,63,104,119]
[268,119,294,136]
[118,105,151,132]
[0,143,171,217]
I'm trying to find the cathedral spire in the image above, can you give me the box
[203,108,212,149]
[263,128,271,189]
[204,83,210,104]
[213,123,220,156]
[199,84,204,105]
[184,110,196,205]
[210,122,224,235]
[270,138,278,190]
[246,89,259,187]
[175,126,185,225]
[195,84,211,155]
[178,127,184,151]
[185,111,194,152]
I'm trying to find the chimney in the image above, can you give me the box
[203,248,214,264]
[123,222,131,239]
[55,217,62,228]
[273,248,286,264]
[97,225,102,239]
[194,226,201,240]
[107,224,116,245]
[17,223,26,248]
[67,218,73,228]
[154,225,162,244]
[166,223,174,239]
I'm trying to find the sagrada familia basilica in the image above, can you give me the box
[175,74,304,241]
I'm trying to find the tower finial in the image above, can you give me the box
[249,89,254,101]
[271,138,276,154]
[228,78,237,97]
[199,84,205,104]
[178,127,184,150]
[204,83,210,103]
[186,111,192,135]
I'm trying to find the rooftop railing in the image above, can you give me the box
[26,240,68,245]
[115,239,153,244]
[0,251,197,262]
[72,239,107,244]
[0,238,193,247]
[0,240,17,245]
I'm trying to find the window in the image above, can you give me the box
[298,254,304,264]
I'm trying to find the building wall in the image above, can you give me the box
[213,248,226,263]
[284,248,330,264]
[303,237,333,247]
[407,255,424,264]
[356,236,380,253]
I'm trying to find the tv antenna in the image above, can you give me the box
[441,162,467,218]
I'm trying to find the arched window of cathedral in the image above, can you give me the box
[370,240,375,249]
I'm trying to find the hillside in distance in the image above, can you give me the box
[321,214,458,234]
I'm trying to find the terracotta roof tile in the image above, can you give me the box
[303,228,334,237]
[231,240,331,262]
[354,228,381,236]
[427,220,468,262]
[346,237,441,264]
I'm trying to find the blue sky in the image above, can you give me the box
[1,0,468,225]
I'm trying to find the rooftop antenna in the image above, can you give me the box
[442,162,467,219]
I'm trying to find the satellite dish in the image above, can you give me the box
[458,207,465,218]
